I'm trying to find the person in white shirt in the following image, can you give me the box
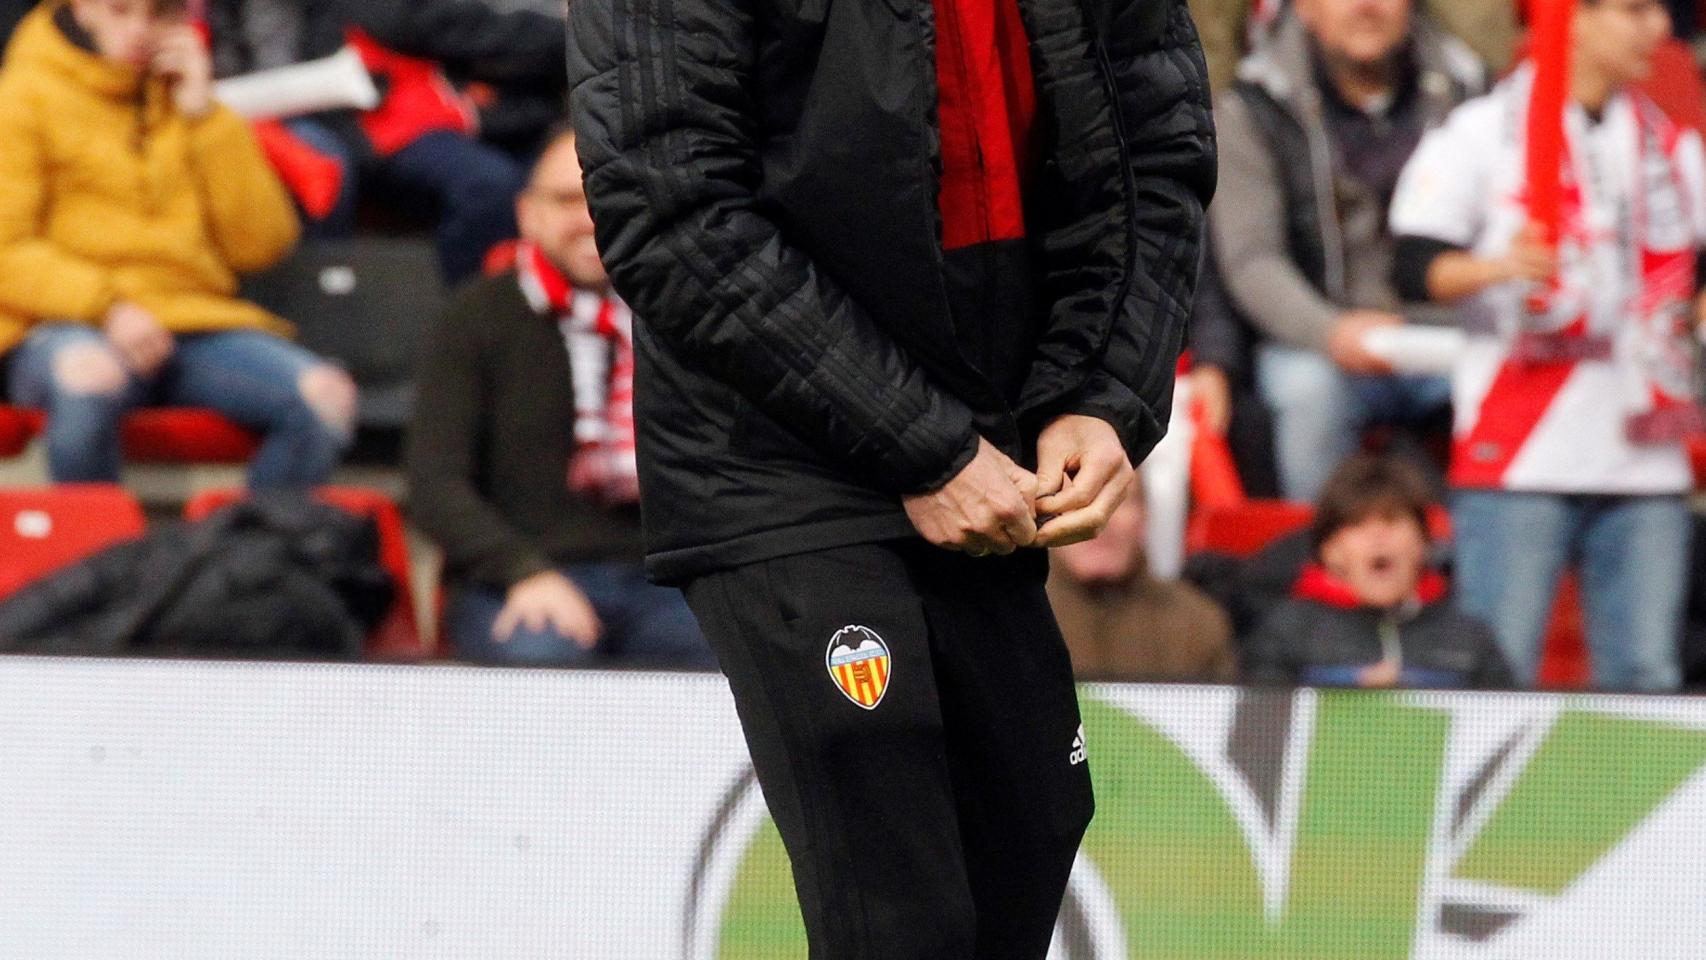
[1389,0,1702,690]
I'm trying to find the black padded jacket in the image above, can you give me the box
[566,0,1217,582]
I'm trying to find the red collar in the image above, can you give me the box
[1292,563,1448,610]
[516,239,573,316]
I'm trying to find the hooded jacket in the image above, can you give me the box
[0,2,301,357]
[1211,13,1483,351]
[566,0,1217,581]
[1244,565,1513,689]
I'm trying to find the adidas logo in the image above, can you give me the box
[1069,724,1087,766]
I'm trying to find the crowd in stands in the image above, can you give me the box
[1,0,1706,693]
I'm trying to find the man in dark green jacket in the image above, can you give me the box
[406,131,711,668]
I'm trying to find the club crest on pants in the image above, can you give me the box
[825,625,891,710]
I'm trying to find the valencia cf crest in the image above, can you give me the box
[825,625,892,710]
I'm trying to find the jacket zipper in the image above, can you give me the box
[1065,0,1139,383]
[1378,614,1403,671]
[910,0,1020,447]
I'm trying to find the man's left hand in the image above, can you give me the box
[1032,414,1134,549]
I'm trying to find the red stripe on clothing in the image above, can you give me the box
[1450,359,1577,488]
[933,0,1036,250]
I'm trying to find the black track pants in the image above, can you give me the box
[684,540,1095,960]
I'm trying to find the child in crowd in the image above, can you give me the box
[1245,455,1512,688]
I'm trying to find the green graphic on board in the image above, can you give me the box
[1452,711,1706,895]
[712,693,1706,959]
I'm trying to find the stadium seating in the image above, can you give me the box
[0,485,147,598]
[0,405,33,457]
[0,406,261,464]
[242,237,446,435]
[1184,500,1314,558]
[184,486,425,659]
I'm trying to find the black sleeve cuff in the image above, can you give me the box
[1393,235,1465,303]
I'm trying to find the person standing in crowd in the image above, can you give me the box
[1245,454,1512,688]
[0,0,354,488]
[1048,484,1237,682]
[567,0,1214,952]
[1391,0,1699,691]
[1212,0,1486,501]
[408,129,712,669]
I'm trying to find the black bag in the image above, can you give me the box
[0,492,393,660]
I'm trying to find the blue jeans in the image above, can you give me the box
[284,126,525,283]
[449,563,716,669]
[384,131,526,284]
[1256,343,1452,501]
[1452,490,1688,691]
[7,324,350,487]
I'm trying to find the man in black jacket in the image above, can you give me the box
[567,0,1215,954]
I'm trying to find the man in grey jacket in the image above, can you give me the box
[1211,0,1484,499]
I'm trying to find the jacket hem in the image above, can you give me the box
[645,512,921,584]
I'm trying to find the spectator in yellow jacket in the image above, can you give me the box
[0,0,355,486]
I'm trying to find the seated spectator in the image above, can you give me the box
[1188,0,1518,95]
[0,0,354,487]
[210,0,567,284]
[1245,455,1511,688]
[1391,0,1697,691]
[1211,0,1485,500]
[1047,487,1237,682]
[407,129,713,669]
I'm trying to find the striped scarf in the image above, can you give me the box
[516,240,639,506]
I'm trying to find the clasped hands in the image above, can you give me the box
[903,414,1135,557]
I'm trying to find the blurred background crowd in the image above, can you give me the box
[0,0,1703,695]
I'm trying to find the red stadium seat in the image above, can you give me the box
[0,406,36,457]
[0,406,260,464]
[1536,575,1590,690]
[119,409,260,463]
[1184,500,1316,558]
[1186,500,1456,558]
[184,487,423,659]
[0,485,147,598]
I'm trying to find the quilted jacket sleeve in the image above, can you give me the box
[565,0,982,496]
[1056,0,1217,464]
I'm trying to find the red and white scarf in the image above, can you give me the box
[516,240,639,506]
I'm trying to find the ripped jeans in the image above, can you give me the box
[6,324,352,488]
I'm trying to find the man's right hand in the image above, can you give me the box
[1326,310,1403,376]
[103,302,174,377]
[903,437,1039,557]
[493,570,603,648]
[1491,221,1559,285]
